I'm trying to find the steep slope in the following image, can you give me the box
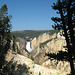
[10,37,30,58]
[31,33,56,49]
[4,50,70,75]
[32,38,67,64]
[31,32,66,61]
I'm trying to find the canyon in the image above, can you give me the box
[3,30,72,75]
[5,50,70,75]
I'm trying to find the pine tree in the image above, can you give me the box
[51,0,75,74]
[0,4,12,69]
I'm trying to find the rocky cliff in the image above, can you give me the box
[4,31,72,75]
[32,38,67,64]
[31,32,66,58]
[31,33,56,49]
[3,50,70,75]
[42,59,70,74]
[29,32,71,74]
[10,37,29,58]
[31,33,57,58]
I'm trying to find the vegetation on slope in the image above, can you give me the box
[0,4,12,69]
[40,37,57,48]
[12,30,59,41]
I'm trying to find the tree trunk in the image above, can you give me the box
[67,0,75,58]
[68,49,75,75]
[58,1,75,74]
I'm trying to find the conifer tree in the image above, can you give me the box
[51,0,75,74]
[0,4,12,69]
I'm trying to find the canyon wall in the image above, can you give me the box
[33,37,67,64]
[10,37,29,57]
[3,31,72,75]
[30,32,71,74]
[31,33,56,50]
[4,50,70,75]
[31,32,66,58]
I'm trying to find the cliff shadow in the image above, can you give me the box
[0,58,30,75]
[0,41,11,69]
[46,50,75,74]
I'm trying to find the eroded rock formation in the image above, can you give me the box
[3,31,72,75]
[31,33,56,49]
[4,50,70,75]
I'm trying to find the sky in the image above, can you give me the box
[0,0,59,31]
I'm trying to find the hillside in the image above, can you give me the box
[1,50,70,75]
[1,30,73,75]
[12,30,59,41]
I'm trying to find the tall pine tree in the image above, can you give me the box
[51,0,75,74]
[0,4,12,69]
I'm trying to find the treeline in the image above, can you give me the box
[12,30,59,41]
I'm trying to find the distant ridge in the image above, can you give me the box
[12,30,59,41]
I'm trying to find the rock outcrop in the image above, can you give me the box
[31,33,57,58]
[45,38,66,54]
[30,32,71,75]
[42,59,70,74]
[10,37,26,51]
[4,50,70,75]
[4,31,72,75]
[33,38,67,64]
[10,37,29,57]
[31,33,56,49]
[31,32,66,61]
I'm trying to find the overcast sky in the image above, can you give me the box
[0,0,59,31]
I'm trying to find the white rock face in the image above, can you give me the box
[31,33,56,49]
[57,32,65,39]
[6,52,70,75]
[44,38,66,54]
[42,59,70,74]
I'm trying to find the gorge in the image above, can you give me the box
[2,30,72,75]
